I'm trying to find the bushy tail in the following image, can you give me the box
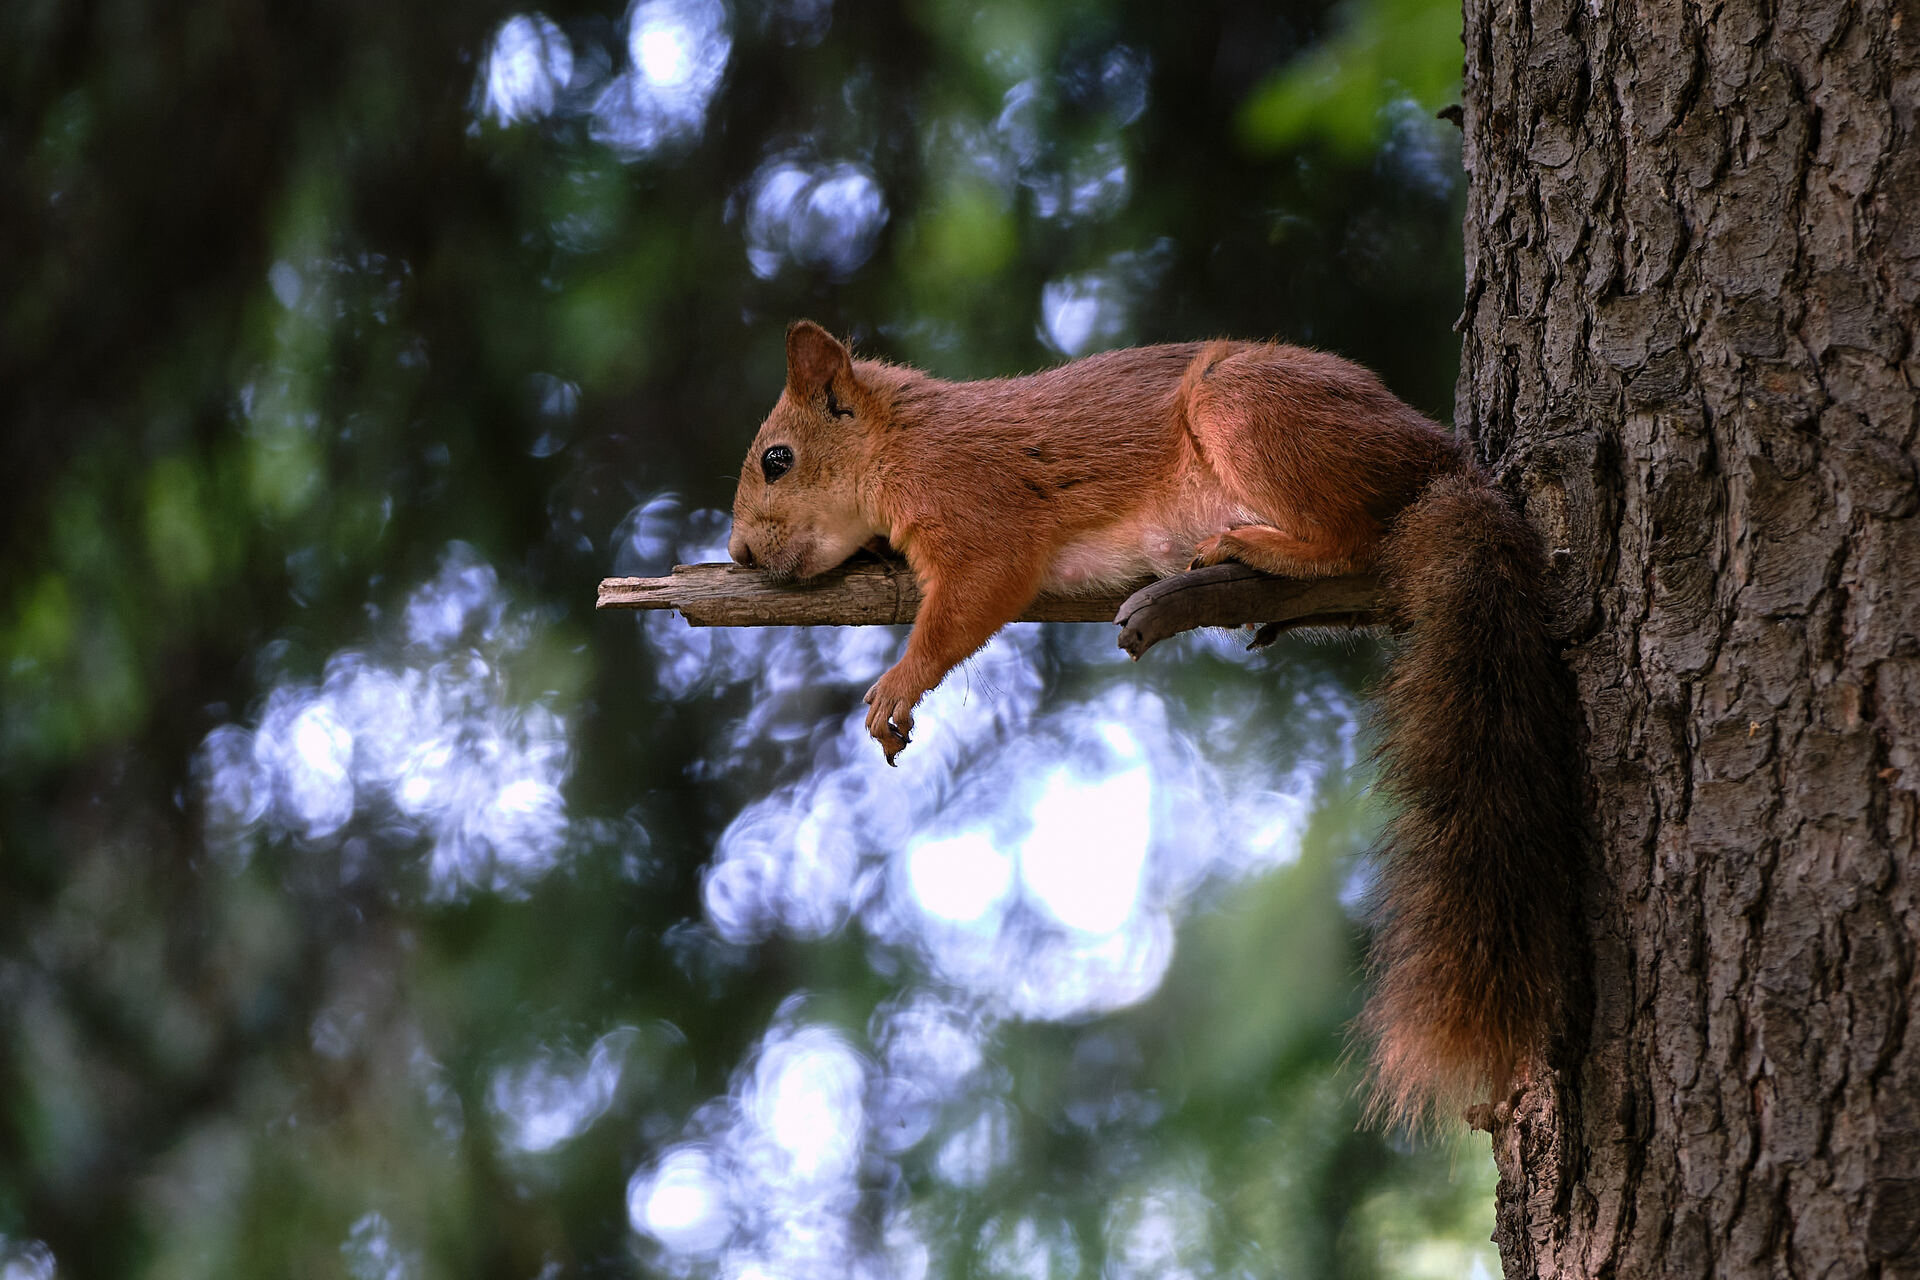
[1362,471,1584,1128]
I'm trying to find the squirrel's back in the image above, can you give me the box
[862,343,1226,583]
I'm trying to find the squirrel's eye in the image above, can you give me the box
[761,445,795,482]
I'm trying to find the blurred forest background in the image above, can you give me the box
[1,0,1488,1275]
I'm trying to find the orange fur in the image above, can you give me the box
[729,322,1583,1124]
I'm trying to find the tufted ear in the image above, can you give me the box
[785,320,853,399]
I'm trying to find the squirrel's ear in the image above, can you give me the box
[785,320,853,398]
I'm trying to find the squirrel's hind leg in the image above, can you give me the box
[1190,523,1369,578]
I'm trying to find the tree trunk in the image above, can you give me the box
[1457,0,1920,1275]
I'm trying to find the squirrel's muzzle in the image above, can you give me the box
[727,532,757,569]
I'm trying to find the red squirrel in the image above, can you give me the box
[728,320,1582,1125]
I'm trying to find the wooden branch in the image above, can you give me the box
[1112,565,1383,658]
[597,559,1383,657]
[596,559,1137,625]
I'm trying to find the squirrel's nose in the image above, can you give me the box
[729,536,757,569]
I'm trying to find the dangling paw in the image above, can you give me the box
[863,676,920,765]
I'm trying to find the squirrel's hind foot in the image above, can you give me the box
[1190,525,1353,577]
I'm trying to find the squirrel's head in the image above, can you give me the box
[728,321,880,580]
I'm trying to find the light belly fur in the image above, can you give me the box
[1042,479,1258,592]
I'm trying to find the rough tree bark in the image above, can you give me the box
[1459,0,1919,1275]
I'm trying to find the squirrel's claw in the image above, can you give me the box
[1189,531,1237,571]
[863,681,916,764]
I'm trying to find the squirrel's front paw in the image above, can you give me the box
[863,680,919,765]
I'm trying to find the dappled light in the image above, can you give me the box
[483,14,575,125]
[1040,242,1175,357]
[1019,754,1153,934]
[629,1018,877,1275]
[476,0,733,156]
[341,1213,420,1280]
[3,0,1496,1272]
[0,1240,56,1280]
[489,1029,630,1154]
[595,0,732,155]
[628,1144,733,1254]
[1106,1180,1220,1279]
[742,157,890,280]
[987,62,1148,224]
[196,544,578,897]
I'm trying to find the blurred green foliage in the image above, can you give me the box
[1,0,1482,1275]
[1239,0,1463,156]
